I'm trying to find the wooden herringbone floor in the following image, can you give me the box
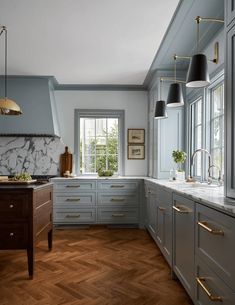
[0,226,193,305]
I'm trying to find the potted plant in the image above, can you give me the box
[172,150,187,180]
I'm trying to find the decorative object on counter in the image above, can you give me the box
[60,146,73,177]
[169,169,177,181]
[0,172,37,184]
[172,150,187,180]
[128,145,145,160]
[128,129,145,144]
[97,169,114,177]
[0,26,22,115]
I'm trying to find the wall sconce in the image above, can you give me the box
[186,16,224,88]
[0,26,22,115]
[154,78,168,120]
[167,55,185,107]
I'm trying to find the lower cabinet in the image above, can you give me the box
[173,193,195,301]
[145,182,172,266]
[53,178,140,225]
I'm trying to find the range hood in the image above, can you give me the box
[0,76,60,136]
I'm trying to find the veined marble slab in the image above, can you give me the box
[0,136,65,175]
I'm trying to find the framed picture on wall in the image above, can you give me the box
[128,145,145,160]
[128,129,145,144]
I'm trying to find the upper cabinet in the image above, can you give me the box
[226,0,235,28]
[225,1,235,198]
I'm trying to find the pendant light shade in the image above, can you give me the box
[0,98,22,115]
[186,53,210,88]
[154,100,167,119]
[0,26,22,115]
[167,83,184,107]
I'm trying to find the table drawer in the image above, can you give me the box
[196,203,235,291]
[0,194,29,219]
[97,181,139,191]
[195,257,235,305]
[54,181,96,192]
[97,193,138,206]
[0,224,28,249]
[55,193,95,207]
[54,209,96,224]
[97,207,139,223]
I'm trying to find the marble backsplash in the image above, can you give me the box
[0,136,65,175]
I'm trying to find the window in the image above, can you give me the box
[210,82,224,178]
[190,97,203,177]
[187,71,224,181]
[75,110,124,175]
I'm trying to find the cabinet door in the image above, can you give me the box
[173,194,195,301]
[157,188,172,266]
[226,24,235,198]
[146,184,158,238]
[226,0,235,27]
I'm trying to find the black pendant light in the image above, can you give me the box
[0,26,22,115]
[167,55,184,107]
[186,53,210,88]
[154,79,167,119]
[154,100,167,119]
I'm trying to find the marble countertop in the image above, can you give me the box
[145,178,235,217]
[50,176,235,216]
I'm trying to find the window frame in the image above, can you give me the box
[187,70,224,181]
[74,109,125,176]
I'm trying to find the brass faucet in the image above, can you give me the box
[189,148,212,183]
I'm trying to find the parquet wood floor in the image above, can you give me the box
[0,226,193,305]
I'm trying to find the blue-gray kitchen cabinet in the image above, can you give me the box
[173,193,195,301]
[156,187,172,267]
[145,182,158,240]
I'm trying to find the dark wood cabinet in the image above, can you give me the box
[0,184,53,278]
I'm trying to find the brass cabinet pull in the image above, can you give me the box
[66,185,80,188]
[65,214,81,218]
[9,232,14,237]
[110,185,125,188]
[66,198,81,202]
[158,206,166,212]
[111,198,125,202]
[9,204,14,208]
[196,277,222,302]
[173,205,189,213]
[197,221,224,236]
[112,213,125,217]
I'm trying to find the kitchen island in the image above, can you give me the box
[0,182,53,278]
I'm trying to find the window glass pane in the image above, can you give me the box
[195,125,202,149]
[212,85,223,117]
[80,116,119,174]
[195,100,202,125]
[84,119,95,137]
[96,118,106,137]
[211,118,221,148]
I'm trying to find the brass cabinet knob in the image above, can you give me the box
[9,204,14,208]
[9,232,14,237]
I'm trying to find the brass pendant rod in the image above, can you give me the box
[195,16,224,24]
[160,77,186,84]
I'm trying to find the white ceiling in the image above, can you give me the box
[0,0,179,85]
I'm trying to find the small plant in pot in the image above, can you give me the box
[172,150,187,180]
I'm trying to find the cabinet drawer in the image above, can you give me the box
[97,193,138,206]
[55,193,95,207]
[54,209,96,224]
[97,207,139,223]
[35,186,52,208]
[0,224,28,249]
[0,193,29,219]
[97,181,139,191]
[195,257,235,305]
[54,181,96,192]
[196,203,235,291]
